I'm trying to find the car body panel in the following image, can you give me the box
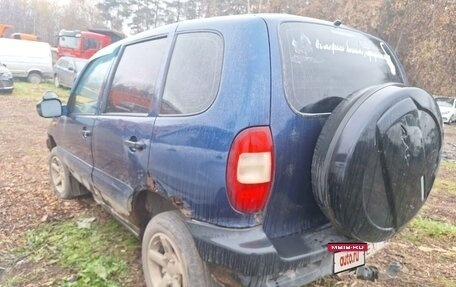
[92,115,154,215]
[50,115,96,191]
[261,16,408,239]
[149,16,271,227]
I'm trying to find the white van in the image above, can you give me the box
[0,38,53,83]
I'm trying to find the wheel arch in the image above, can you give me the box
[46,134,57,151]
[131,189,182,237]
[27,69,42,77]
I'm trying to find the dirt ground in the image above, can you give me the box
[0,93,455,286]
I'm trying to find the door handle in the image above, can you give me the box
[81,128,91,138]
[124,138,146,151]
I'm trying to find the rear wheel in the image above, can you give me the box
[27,72,42,84]
[142,211,212,287]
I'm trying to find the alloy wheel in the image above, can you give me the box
[147,232,185,287]
[50,156,65,195]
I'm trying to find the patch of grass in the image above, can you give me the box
[441,161,456,171]
[2,275,25,287]
[436,277,456,287]
[5,217,139,287]
[403,216,456,244]
[13,81,70,103]
[433,179,456,195]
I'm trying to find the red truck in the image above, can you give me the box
[57,28,124,59]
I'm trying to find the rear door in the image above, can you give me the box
[91,36,170,215]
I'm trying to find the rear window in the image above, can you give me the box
[280,22,403,114]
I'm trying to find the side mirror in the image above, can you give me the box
[36,91,63,118]
[68,66,74,71]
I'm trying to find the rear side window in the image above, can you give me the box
[280,22,403,114]
[160,32,223,115]
[105,37,168,114]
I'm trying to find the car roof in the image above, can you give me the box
[91,13,373,60]
[58,56,88,62]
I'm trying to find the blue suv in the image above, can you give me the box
[37,14,443,287]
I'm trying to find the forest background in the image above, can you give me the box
[0,0,454,96]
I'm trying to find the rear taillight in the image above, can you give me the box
[227,126,274,213]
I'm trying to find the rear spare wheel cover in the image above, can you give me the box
[311,83,443,242]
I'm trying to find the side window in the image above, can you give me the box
[58,59,68,69]
[71,54,114,115]
[68,61,75,71]
[83,38,100,50]
[160,32,223,115]
[105,38,168,114]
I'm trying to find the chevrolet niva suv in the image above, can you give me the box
[37,14,443,287]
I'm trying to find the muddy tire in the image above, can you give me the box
[49,148,73,199]
[142,211,213,287]
[49,148,89,199]
[312,83,443,242]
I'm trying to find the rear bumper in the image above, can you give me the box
[187,220,348,280]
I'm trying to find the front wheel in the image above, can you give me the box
[49,148,89,199]
[142,211,213,287]
[49,148,72,199]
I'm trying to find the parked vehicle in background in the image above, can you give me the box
[0,63,13,94]
[0,24,39,41]
[37,14,443,287]
[57,28,125,59]
[10,32,39,41]
[435,97,456,124]
[54,57,88,89]
[0,38,53,83]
